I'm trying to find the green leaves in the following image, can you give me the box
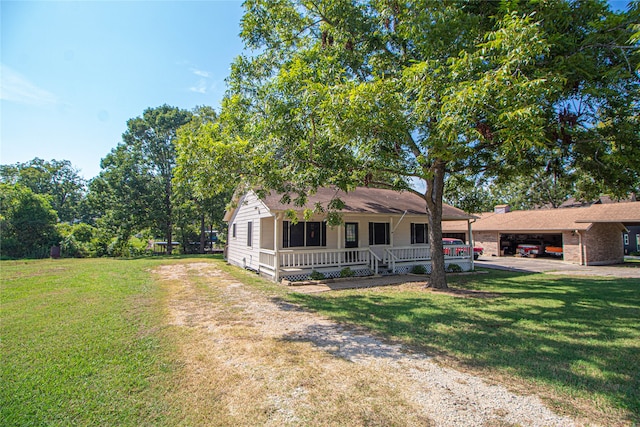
[0,183,60,258]
[0,158,86,223]
[220,0,638,286]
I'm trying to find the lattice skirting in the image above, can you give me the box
[275,260,472,282]
[282,268,373,282]
[388,260,472,275]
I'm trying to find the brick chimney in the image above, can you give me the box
[494,204,510,214]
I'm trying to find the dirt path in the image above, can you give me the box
[154,261,581,426]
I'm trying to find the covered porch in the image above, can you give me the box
[258,244,474,282]
[254,209,475,282]
[223,187,479,282]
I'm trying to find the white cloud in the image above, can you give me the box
[191,68,211,78]
[0,64,58,106]
[189,79,208,94]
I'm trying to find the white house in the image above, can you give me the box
[224,186,476,282]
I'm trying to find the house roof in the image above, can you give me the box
[239,187,474,221]
[442,201,640,233]
[573,202,640,223]
[558,194,637,208]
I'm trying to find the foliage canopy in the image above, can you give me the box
[223,0,638,287]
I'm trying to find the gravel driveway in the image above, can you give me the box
[158,262,582,427]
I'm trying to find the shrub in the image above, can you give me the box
[339,267,355,278]
[0,183,60,259]
[58,223,98,258]
[309,270,325,280]
[410,264,427,274]
[447,263,463,273]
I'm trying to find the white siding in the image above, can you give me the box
[226,191,441,275]
[261,217,275,250]
[394,216,431,247]
[226,191,272,272]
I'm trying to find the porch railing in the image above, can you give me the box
[259,249,276,275]
[384,245,431,273]
[259,245,470,277]
[385,245,472,273]
[259,247,380,276]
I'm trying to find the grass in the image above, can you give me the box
[153,260,432,426]
[2,257,639,425]
[0,257,183,426]
[1,257,432,426]
[287,269,640,424]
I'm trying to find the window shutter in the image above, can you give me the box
[369,222,374,245]
[283,221,290,248]
[385,223,390,245]
[322,222,327,246]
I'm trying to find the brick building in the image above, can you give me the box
[443,202,640,266]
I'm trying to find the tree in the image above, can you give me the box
[94,105,192,254]
[444,169,574,213]
[0,158,87,222]
[443,0,640,213]
[0,183,60,259]
[489,0,639,203]
[222,1,555,288]
[174,106,238,253]
[223,0,638,288]
[89,144,162,249]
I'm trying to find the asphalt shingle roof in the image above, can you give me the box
[442,202,640,232]
[261,187,474,221]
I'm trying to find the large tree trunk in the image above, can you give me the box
[424,159,447,289]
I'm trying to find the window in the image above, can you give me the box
[283,221,326,248]
[369,222,390,245]
[247,221,253,247]
[345,223,358,248]
[411,223,429,244]
[624,233,629,245]
[232,223,236,238]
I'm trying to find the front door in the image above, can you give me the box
[345,223,358,248]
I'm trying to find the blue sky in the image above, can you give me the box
[1,0,245,179]
[0,1,632,180]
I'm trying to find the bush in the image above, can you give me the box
[0,183,60,259]
[339,267,355,278]
[447,263,463,273]
[309,270,325,280]
[107,235,149,257]
[58,223,98,258]
[410,264,427,274]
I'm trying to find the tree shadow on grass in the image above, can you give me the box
[287,272,640,423]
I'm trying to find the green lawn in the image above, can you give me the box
[288,269,640,423]
[2,258,639,425]
[1,257,181,426]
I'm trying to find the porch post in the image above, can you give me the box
[274,214,280,282]
[337,223,342,267]
[468,219,474,271]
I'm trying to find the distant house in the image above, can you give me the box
[224,187,475,282]
[443,202,640,265]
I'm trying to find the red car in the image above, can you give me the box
[517,241,545,257]
[443,238,483,260]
